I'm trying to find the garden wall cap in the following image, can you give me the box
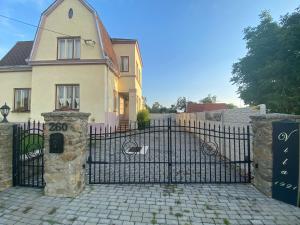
[41,112,91,118]
[0,122,16,127]
[250,113,300,121]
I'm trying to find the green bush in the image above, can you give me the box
[137,109,150,129]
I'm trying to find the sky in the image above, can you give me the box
[0,0,299,108]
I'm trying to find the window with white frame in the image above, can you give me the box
[56,85,80,110]
[14,89,31,112]
[120,56,129,72]
[58,38,81,59]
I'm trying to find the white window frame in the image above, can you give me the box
[58,38,81,59]
[56,85,80,110]
[14,89,31,112]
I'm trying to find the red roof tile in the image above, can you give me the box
[97,18,119,73]
[186,103,227,113]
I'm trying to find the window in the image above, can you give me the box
[120,56,129,72]
[113,91,118,112]
[58,38,81,59]
[56,85,80,110]
[14,89,31,112]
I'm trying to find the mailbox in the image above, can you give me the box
[49,133,64,154]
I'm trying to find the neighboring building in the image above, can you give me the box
[186,102,227,113]
[0,0,143,127]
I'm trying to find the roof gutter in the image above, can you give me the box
[0,65,32,72]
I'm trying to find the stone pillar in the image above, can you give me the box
[0,123,13,191]
[250,114,300,196]
[42,112,90,197]
[129,89,137,122]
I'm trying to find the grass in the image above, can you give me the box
[175,200,181,205]
[42,219,60,225]
[151,212,157,224]
[22,206,32,214]
[223,218,231,225]
[48,207,58,215]
[175,212,183,218]
[20,133,44,154]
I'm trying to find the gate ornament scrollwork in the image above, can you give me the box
[122,138,138,155]
[201,141,219,156]
[24,143,43,160]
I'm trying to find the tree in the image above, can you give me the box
[151,102,163,113]
[200,94,217,103]
[225,103,237,109]
[169,104,177,113]
[176,97,187,112]
[231,9,300,114]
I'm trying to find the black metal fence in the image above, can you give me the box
[13,122,45,188]
[88,119,252,184]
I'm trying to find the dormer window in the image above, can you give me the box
[58,37,81,59]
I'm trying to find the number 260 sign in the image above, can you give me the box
[49,123,68,132]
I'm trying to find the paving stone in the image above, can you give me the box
[0,184,299,225]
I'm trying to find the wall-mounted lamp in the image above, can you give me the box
[0,103,10,123]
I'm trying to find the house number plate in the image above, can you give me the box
[49,123,68,132]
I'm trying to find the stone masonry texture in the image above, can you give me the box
[250,114,300,197]
[42,112,90,198]
[0,123,13,191]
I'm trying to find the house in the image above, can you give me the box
[186,102,227,113]
[0,0,143,127]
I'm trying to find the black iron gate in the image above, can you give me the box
[13,122,45,188]
[88,119,252,184]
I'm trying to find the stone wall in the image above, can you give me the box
[0,123,13,191]
[42,112,90,197]
[251,114,300,196]
[150,113,177,121]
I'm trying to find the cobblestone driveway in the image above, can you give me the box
[1,184,300,225]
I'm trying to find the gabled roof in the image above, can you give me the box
[0,41,33,66]
[29,0,120,74]
[97,18,119,72]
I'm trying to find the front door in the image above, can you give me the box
[119,96,129,121]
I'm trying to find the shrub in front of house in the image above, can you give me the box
[137,109,150,130]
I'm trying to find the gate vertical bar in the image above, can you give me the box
[247,125,251,182]
[89,126,92,184]
[12,125,18,186]
[168,118,172,183]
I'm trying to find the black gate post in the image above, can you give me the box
[167,118,172,183]
[247,125,251,183]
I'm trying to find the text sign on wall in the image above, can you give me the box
[272,120,299,206]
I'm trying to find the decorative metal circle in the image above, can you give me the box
[122,139,138,155]
[201,141,219,156]
[68,8,73,19]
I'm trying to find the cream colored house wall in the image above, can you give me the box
[33,0,103,61]
[113,43,143,119]
[106,70,119,112]
[31,65,106,122]
[0,71,32,122]
[0,0,143,125]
